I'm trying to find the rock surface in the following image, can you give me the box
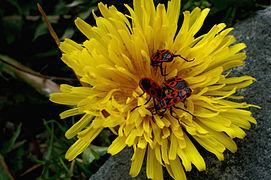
[90,6,271,180]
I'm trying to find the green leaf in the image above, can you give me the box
[44,120,67,133]
[1,123,22,155]
[0,154,14,180]
[43,120,54,160]
[82,147,96,164]
[33,22,50,41]
[40,161,50,178]
[8,146,24,173]
[255,3,269,8]
[59,157,73,176]
[66,0,85,8]
[0,62,5,73]
[182,0,193,10]
[90,144,108,157]
[78,9,92,20]
[29,153,45,165]
[0,62,8,81]
[60,27,75,40]
[54,0,69,15]
[82,145,108,164]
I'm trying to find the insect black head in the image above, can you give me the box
[140,78,151,91]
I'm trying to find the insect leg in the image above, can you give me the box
[160,63,164,76]
[130,105,140,112]
[152,97,159,114]
[163,66,167,81]
[158,109,167,118]
[173,105,195,117]
[159,62,168,76]
[169,106,179,120]
[139,91,145,97]
[144,96,152,105]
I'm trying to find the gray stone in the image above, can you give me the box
[90,6,271,180]
[89,147,146,180]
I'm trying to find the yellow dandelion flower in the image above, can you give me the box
[50,0,259,179]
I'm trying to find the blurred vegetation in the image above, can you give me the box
[0,0,269,179]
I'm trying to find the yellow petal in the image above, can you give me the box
[50,93,85,105]
[151,120,162,145]
[126,129,137,146]
[75,17,100,41]
[91,117,105,129]
[194,135,225,160]
[103,115,124,127]
[169,134,178,160]
[189,8,210,36]
[167,0,181,23]
[198,121,237,153]
[154,146,163,165]
[124,123,135,136]
[130,147,146,177]
[169,157,186,180]
[184,133,206,171]
[108,136,127,155]
[65,114,93,139]
[60,108,83,119]
[162,127,170,139]
[154,115,165,128]
[177,148,191,171]
[146,145,155,179]
[161,139,169,164]
[65,138,90,161]
[143,118,150,133]
[153,152,164,180]
[65,127,103,161]
[59,39,83,54]
[138,137,147,149]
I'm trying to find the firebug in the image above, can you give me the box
[164,77,191,95]
[130,77,165,112]
[151,49,194,76]
[155,89,194,119]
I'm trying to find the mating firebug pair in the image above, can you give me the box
[139,77,193,118]
[134,49,194,119]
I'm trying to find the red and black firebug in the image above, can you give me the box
[130,77,165,112]
[133,77,193,120]
[139,77,165,101]
[154,86,193,119]
[151,49,194,76]
[164,77,191,95]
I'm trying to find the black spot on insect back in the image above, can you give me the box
[150,89,156,96]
